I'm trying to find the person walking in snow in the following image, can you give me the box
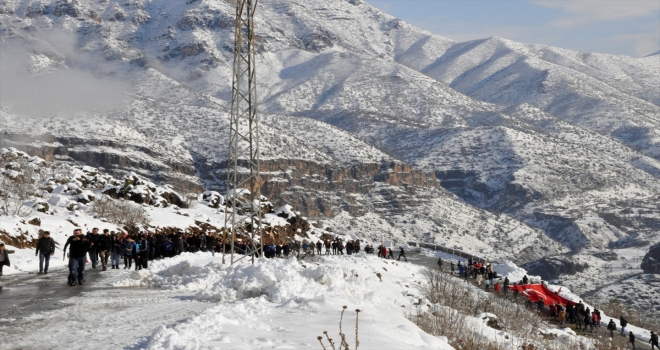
[437,258,443,271]
[86,228,100,269]
[387,248,394,259]
[476,273,483,286]
[522,275,529,284]
[607,319,617,337]
[591,311,599,328]
[484,278,490,291]
[97,229,112,271]
[0,243,10,277]
[650,331,659,349]
[450,262,456,275]
[629,332,635,349]
[135,235,149,270]
[316,241,322,255]
[558,306,567,325]
[584,312,594,332]
[111,232,123,268]
[620,316,628,336]
[397,247,407,262]
[35,231,55,274]
[64,229,92,286]
[122,237,136,269]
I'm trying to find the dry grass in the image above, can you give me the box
[318,306,361,350]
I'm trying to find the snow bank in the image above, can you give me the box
[120,253,454,350]
[492,260,541,283]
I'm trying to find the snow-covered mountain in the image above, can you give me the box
[1,0,660,309]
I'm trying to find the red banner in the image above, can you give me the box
[508,284,576,307]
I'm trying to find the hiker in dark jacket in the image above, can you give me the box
[0,243,10,277]
[620,316,628,336]
[86,228,101,269]
[122,238,136,269]
[35,231,56,274]
[65,229,92,286]
[650,331,659,349]
[397,247,407,262]
[111,233,122,269]
[96,229,113,271]
[584,313,594,332]
[135,236,149,270]
[629,332,635,348]
[607,319,617,337]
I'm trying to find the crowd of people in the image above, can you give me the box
[33,228,407,286]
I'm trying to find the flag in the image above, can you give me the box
[509,284,576,306]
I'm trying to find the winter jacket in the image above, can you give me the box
[86,233,100,250]
[607,320,617,331]
[0,250,10,267]
[123,240,136,256]
[96,235,112,251]
[629,333,635,343]
[620,317,628,328]
[558,311,567,321]
[163,241,173,252]
[111,238,123,254]
[135,240,148,254]
[650,333,658,345]
[592,313,599,325]
[36,237,56,255]
[66,237,91,259]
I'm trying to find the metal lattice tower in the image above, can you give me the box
[224,0,262,265]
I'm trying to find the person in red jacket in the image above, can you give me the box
[494,281,502,292]
[592,312,600,327]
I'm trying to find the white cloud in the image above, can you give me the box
[610,26,660,57]
[531,0,660,27]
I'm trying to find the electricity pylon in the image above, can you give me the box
[224,0,262,265]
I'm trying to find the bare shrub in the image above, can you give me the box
[0,156,39,217]
[184,193,198,209]
[91,195,149,229]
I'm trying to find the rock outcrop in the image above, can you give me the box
[641,243,660,274]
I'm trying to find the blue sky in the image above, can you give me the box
[367,0,660,57]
